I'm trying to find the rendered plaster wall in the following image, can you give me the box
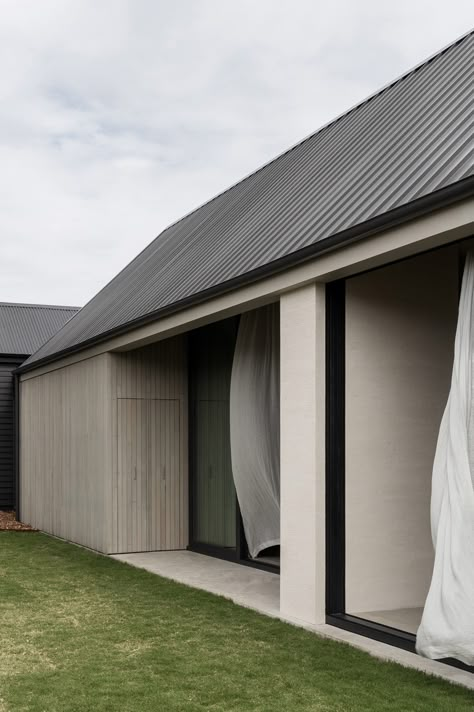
[345,246,459,613]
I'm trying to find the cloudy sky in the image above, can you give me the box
[1,1,472,306]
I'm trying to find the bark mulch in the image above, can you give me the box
[0,511,36,531]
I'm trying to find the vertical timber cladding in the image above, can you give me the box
[111,335,188,554]
[19,353,112,552]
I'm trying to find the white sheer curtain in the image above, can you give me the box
[416,251,474,666]
[229,304,280,558]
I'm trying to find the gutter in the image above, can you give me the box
[16,176,474,376]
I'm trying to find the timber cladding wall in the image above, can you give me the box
[19,335,188,554]
[20,353,112,552]
[110,337,188,554]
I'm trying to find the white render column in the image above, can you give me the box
[280,282,326,626]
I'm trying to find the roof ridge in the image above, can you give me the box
[18,28,474,372]
[0,302,79,311]
[154,28,474,240]
[51,29,472,326]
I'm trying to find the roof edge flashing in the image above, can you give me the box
[0,302,79,311]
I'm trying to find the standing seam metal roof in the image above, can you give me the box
[0,303,79,356]
[22,31,474,370]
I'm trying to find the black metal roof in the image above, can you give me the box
[0,303,79,357]
[22,31,474,371]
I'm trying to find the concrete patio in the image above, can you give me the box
[110,550,474,691]
[111,550,280,617]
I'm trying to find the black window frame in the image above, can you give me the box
[325,239,474,672]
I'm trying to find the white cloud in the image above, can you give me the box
[0,0,472,305]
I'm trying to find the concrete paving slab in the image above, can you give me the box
[111,550,280,617]
[111,550,474,691]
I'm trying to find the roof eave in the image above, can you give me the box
[17,176,474,376]
[0,353,29,361]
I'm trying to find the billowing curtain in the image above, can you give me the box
[229,304,280,558]
[416,251,474,666]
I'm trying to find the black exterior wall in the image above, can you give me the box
[0,356,26,509]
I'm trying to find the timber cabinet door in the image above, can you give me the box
[116,397,181,553]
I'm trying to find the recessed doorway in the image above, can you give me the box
[188,313,280,572]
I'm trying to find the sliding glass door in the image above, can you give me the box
[189,318,239,554]
[326,244,461,654]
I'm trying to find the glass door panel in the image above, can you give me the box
[190,318,238,551]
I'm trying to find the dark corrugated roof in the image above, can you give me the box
[0,303,79,356]
[23,31,474,370]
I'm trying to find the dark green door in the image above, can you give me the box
[190,319,238,551]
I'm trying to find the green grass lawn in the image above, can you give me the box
[0,534,472,712]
